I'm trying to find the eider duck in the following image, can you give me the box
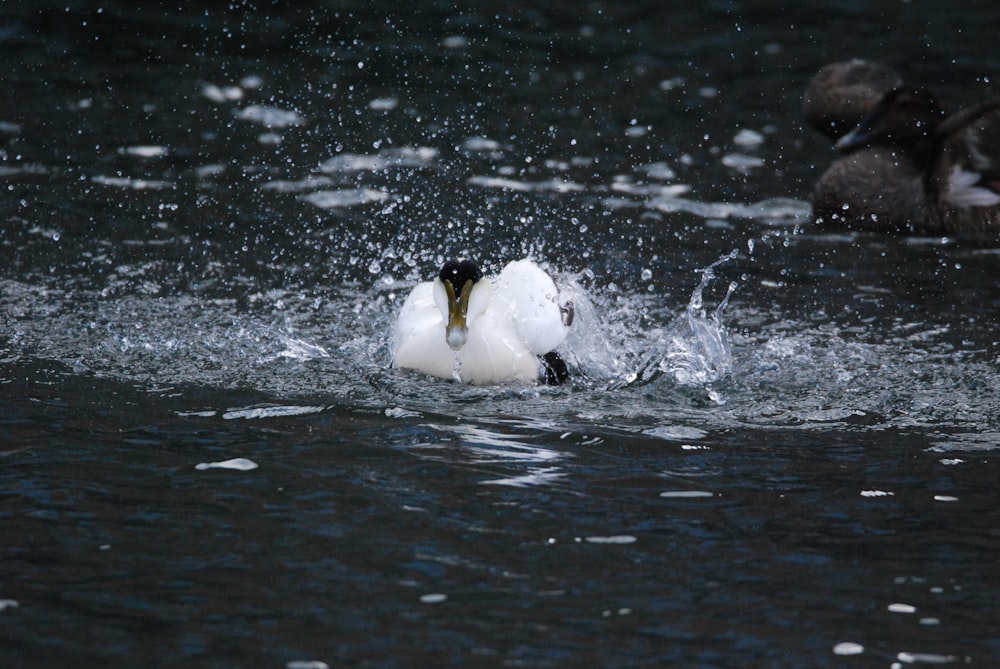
[392,258,573,385]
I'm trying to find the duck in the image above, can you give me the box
[391,258,574,385]
[805,60,928,232]
[805,60,1000,239]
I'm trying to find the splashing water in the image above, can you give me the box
[605,251,737,394]
[2,249,737,411]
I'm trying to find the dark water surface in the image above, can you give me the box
[3,2,1000,667]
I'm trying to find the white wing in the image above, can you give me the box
[497,259,569,355]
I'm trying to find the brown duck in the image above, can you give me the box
[805,60,1000,240]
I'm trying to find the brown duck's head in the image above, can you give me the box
[835,88,946,153]
[803,60,902,141]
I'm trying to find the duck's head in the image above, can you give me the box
[434,258,484,351]
[836,88,946,153]
[803,60,903,141]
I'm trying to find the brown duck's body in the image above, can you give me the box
[805,60,1000,241]
[812,147,931,232]
[932,101,1000,237]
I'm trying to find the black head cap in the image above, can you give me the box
[438,259,482,289]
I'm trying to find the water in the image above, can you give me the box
[3,2,1000,667]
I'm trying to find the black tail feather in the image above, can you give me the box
[540,351,570,386]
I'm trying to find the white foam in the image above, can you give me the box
[317,147,438,173]
[195,458,258,471]
[644,425,708,441]
[833,642,864,656]
[385,407,421,418]
[461,136,502,152]
[584,535,637,544]
[420,593,448,603]
[484,467,567,488]
[236,104,303,128]
[120,145,168,158]
[300,189,391,208]
[660,490,714,498]
[0,163,47,177]
[638,161,677,180]
[222,405,326,420]
[645,195,810,222]
[368,97,398,111]
[260,176,335,193]
[721,152,765,171]
[658,76,685,91]
[733,128,765,148]
[896,651,958,664]
[201,83,243,103]
[240,75,263,89]
[91,175,173,190]
[467,176,585,193]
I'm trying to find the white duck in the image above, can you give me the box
[391,258,573,385]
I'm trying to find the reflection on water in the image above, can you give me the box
[3,1,1000,667]
[425,423,567,463]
